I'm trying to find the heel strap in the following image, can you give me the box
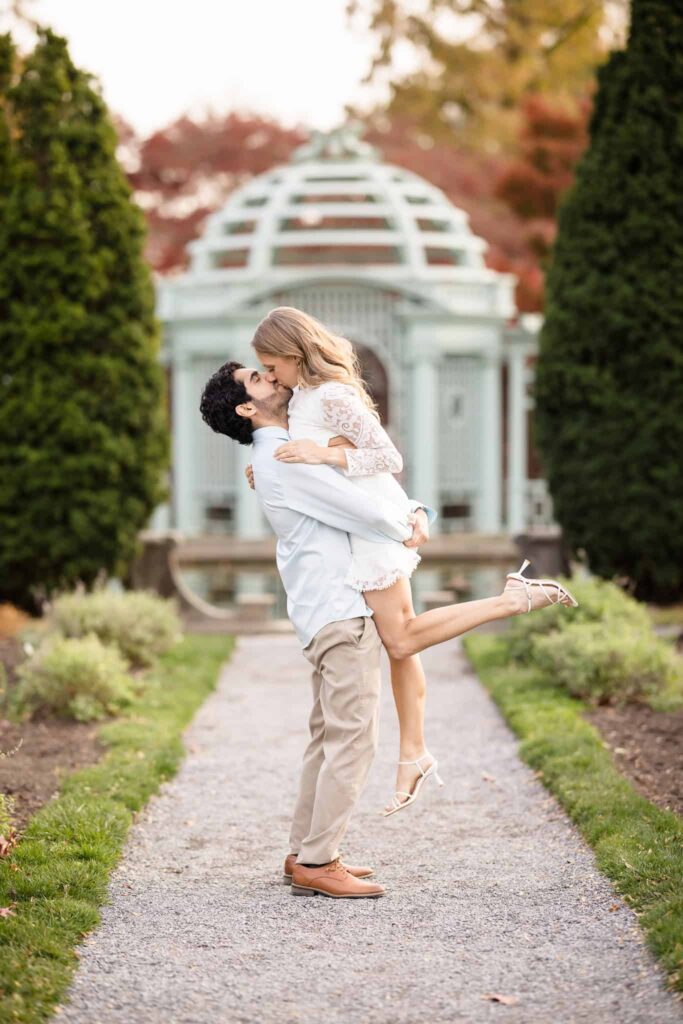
[398,751,432,775]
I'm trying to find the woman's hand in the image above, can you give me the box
[403,508,430,549]
[245,464,255,490]
[274,439,328,465]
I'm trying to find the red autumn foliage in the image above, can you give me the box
[118,112,306,274]
[494,95,590,306]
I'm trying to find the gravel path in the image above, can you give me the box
[58,634,683,1024]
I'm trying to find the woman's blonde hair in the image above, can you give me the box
[252,306,378,416]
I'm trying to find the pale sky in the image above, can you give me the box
[4,0,393,136]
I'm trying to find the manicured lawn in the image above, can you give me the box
[463,633,683,994]
[0,634,233,1024]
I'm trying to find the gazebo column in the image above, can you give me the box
[172,352,202,533]
[506,344,528,534]
[477,353,502,531]
[410,348,439,514]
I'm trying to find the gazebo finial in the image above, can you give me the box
[292,121,380,163]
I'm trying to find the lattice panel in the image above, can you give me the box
[438,356,481,494]
[272,284,399,359]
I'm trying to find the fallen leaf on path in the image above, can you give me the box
[481,993,519,1006]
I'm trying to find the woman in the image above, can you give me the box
[247,306,578,816]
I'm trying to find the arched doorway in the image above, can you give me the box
[353,342,389,424]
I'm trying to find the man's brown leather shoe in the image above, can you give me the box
[282,853,374,884]
[290,858,386,898]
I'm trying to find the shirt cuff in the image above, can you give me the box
[408,498,438,525]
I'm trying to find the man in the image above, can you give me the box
[199,361,432,899]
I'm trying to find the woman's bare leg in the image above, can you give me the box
[364,574,570,809]
[364,580,430,809]
[366,575,567,662]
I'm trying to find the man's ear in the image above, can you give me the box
[235,402,255,420]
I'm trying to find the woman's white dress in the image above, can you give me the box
[287,382,420,592]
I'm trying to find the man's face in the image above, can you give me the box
[233,367,291,419]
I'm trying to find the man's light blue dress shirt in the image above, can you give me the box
[250,425,435,649]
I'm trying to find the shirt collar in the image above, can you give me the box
[253,424,290,443]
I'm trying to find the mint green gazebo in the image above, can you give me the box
[155,125,551,541]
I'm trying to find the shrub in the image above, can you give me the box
[530,620,683,706]
[13,634,136,722]
[51,590,181,667]
[505,575,651,662]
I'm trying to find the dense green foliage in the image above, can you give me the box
[0,635,232,1023]
[51,589,181,667]
[14,633,136,722]
[0,31,168,611]
[505,575,683,708]
[534,0,683,602]
[531,620,682,706]
[464,633,683,993]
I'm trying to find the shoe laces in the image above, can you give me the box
[326,857,347,876]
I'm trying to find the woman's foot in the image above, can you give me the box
[383,751,437,814]
[502,560,578,615]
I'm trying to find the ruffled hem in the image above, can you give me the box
[345,551,421,593]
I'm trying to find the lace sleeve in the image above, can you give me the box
[319,383,403,477]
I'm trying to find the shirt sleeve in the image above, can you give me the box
[319,383,403,477]
[279,460,413,544]
[407,498,438,525]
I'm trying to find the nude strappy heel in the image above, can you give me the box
[382,751,444,817]
[505,558,579,612]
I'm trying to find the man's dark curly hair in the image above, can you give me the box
[199,360,254,446]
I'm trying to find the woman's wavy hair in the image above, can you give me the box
[252,306,378,418]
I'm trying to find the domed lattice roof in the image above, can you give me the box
[187,124,488,282]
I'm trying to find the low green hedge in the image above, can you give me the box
[50,589,182,668]
[13,634,137,722]
[531,620,683,708]
[8,589,186,724]
[506,576,683,709]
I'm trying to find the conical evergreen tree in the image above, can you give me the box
[0,30,168,611]
[533,0,683,603]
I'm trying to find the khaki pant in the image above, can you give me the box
[289,616,382,866]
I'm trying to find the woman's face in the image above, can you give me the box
[257,352,299,389]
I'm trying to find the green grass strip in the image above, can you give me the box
[0,634,233,1024]
[463,633,683,994]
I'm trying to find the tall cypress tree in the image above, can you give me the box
[0,31,168,611]
[533,0,683,603]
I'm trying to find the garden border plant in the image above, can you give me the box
[463,624,683,994]
[0,632,233,1024]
